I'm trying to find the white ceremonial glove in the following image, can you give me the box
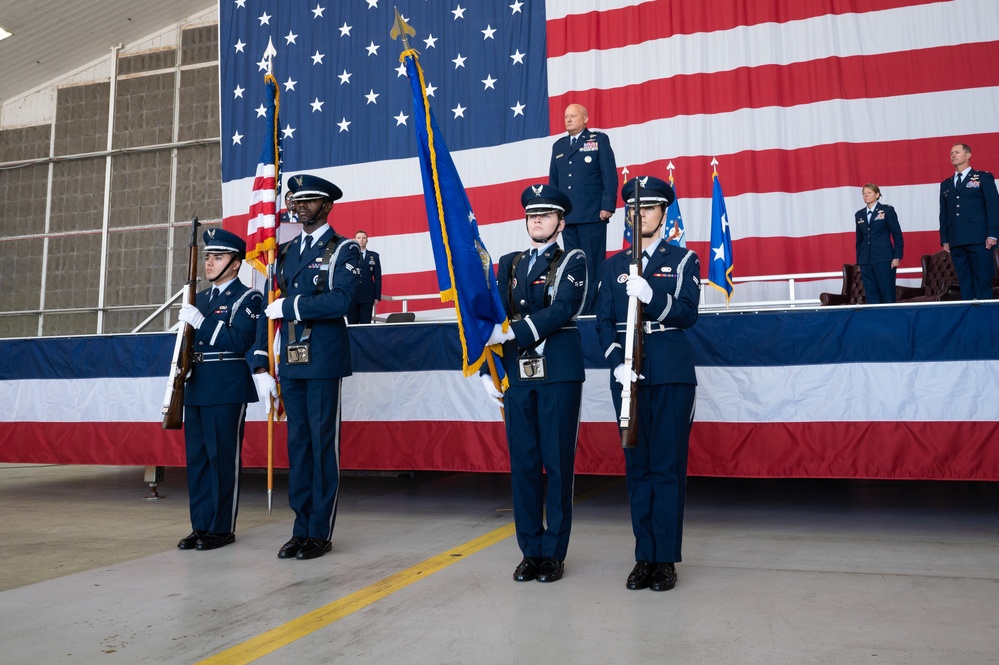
[613,363,640,386]
[265,298,286,320]
[480,374,504,408]
[485,323,515,346]
[253,372,278,404]
[178,303,205,329]
[625,275,654,305]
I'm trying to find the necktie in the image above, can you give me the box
[210,287,220,301]
[569,135,576,148]
[867,210,872,224]
[301,235,312,254]
[642,251,650,271]
[955,173,963,189]
[528,248,538,272]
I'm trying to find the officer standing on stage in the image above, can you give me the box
[177,228,262,551]
[481,184,587,584]
[347,230,381,324]
[939,143,999,300]
[595,176,700,592]
[252,174,361,561]
[549,103,618,314]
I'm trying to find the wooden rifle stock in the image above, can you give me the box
[161,216,201,430]
[620,181,644,449]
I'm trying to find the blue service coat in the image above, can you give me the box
[548,128,618,225]
[252,228,360,379]
[185,280,261,406]
[855,203,904,265]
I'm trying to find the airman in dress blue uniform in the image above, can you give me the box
[252,174,361,560]
[595,176,700,592]
[481,184,587,584]
[549,103,618,314]
[855,183,904,304]
[347,230,381,324]
[177,228,262,552]
[939,143,999,300]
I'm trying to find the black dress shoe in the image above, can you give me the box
[296,538,332,560]
[512,557,540,582]
[196,532,235,550]
[536,558,564,583]
[649,562,677,591]
[626,560,653,590]
[177,531,206,550]
[278,537,305,559]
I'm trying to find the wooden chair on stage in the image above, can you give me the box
[819,263,866,306]
[895,250,962,302]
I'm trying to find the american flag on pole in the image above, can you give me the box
[243,68,281,275]
[220,0,999,309]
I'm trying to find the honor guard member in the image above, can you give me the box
[549,103,618,314]
[595,176,700,592]
[481,184,587,584]
[346,230,381,324]
[176,228,262,551]
[939,143,999,300]
[252,174,361,560]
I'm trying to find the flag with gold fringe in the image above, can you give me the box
[244,69,281,275]
[708,163,734,301]
[401,47,507,376]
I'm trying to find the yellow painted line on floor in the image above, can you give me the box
[197,522,516,665]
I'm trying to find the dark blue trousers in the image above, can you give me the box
[860,262,897,303]
[503,380,582,561]
[184,403,246,534]
[561,222,607,314]
[280,377,342,541]
[613,383,695,563]
[951,244,994,300]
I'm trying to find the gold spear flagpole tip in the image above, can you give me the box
[390,6,416,50]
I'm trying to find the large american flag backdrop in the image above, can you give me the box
[220,0,999,309]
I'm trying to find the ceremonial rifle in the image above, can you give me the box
[619,181,643,448]
[161,216,200,430]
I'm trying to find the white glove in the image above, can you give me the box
[486,323,515,346]
[626,275,654,305]
[480,374,504,407]
[178,303,205,329]
[265,298,286,320]
[613,363,639,386]
[253,372,278,404]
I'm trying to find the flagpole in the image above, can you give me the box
[266,250,276,514]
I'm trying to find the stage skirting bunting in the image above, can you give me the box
[2,303,998,480]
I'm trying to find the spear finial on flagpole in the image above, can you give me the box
[390,7,416,52]
[262,36,277,75]
[711,156,719,177]
[667,161,675,180]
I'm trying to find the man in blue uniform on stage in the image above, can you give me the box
[549,103,618,314]
[177,228,262,551]
[347,230,381,324]
[481,184,587,584]
[596,176,700,592]
[939,143,999,300]
[252,174,361,560]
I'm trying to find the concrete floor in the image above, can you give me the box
[0,464,997,665]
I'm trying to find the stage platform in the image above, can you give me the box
[2,302,998,480]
